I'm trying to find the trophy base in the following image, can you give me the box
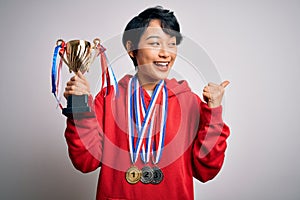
[62,95,91,117]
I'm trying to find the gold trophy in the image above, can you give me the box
[56,38,100,117]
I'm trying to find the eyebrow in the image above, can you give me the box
[146,35,160,40]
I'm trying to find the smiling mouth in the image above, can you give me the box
[154,61,170,69]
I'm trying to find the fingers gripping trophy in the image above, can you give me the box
[51,38,118,117]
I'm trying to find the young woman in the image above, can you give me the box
[64,6,230,200]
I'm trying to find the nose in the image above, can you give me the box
[158,46,171,58]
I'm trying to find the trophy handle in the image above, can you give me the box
[90,38,101,64]
[56,39,72,72]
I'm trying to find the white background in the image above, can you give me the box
[0,0,299,199]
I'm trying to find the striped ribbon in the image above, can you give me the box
[51,41,65,109]
[98,45,119,97]
[127,76,168,164]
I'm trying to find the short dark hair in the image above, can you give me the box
[122,6,183,67]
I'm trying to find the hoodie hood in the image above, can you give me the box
[118,74,192,98]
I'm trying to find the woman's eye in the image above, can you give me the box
[169,42,176,47]
[149,42,160,46]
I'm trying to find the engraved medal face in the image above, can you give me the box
[125,166,141,184]
[152,167,164,184]
[140,166,154,184]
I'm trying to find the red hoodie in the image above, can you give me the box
[64,75,230,200]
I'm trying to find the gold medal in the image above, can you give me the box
[125,166,141,184]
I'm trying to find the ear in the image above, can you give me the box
[125,40,135,58]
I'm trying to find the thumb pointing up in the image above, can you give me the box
[220,80,230,88]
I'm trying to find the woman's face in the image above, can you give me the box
[134,19,177,90]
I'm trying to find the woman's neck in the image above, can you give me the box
[137,74,159,91]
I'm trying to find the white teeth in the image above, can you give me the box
[155,62,168,66]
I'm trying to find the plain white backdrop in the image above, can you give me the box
[0,0,299,199]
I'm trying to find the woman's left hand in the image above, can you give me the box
[202,81,230,108]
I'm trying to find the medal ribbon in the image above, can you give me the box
[127,76,167,164]
[151,83,168,164]
[140,83,168,164]
[134,78,157,163]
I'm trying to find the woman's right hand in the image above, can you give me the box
[64,71,91,99]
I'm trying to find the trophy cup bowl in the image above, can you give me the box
[57,38,100,117]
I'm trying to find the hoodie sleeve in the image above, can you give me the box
[192,97,230,182]
[64,94,104,173]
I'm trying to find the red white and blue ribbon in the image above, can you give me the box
[127,76,168,164]
[98,45,119,97]
[51,41,65,109]
[151,84,167,164]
